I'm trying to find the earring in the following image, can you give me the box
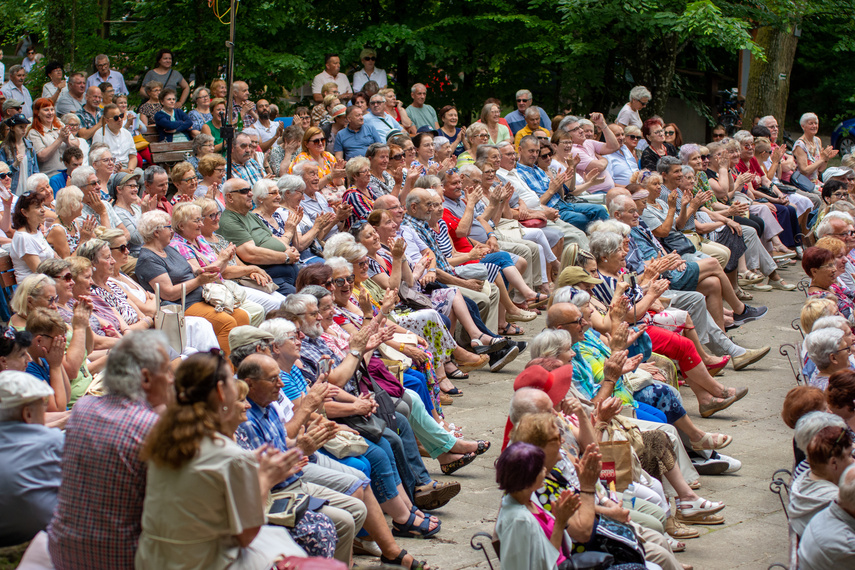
[223,405,229,412]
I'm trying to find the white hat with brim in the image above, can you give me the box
[0,371,54,409]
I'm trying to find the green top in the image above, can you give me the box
[217,209,286,254]
[405,104,438,129]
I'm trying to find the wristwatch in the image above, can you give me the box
[349,349,362,359]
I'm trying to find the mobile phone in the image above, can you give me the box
[318,358,332,377]
[269,496,293,515]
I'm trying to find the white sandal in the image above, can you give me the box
[676,497,725,518]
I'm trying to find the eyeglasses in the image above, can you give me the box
[180,176,198,184]
[363,56,376,61]
[206,211,221,221]
[298,309,320,318]
[122,182,139,190]
[831,230,855,236]
[229,187,251,194]
[109,244,130,253]
[47,295,59,305]
[554,317,584,328]
[819,263,837,270]
[333,275,355,287]
[0,172,10,180]
[369,101,384,105]
[832,192,849,199]
[476,133,490,139]
[651,130,664,136]
[323,280,333,288]
[357,259,369,268]
[516,98,531,103]
[309,137,325,144]
[60,272,74,282]
[640,101,649,107]
[390,153,404,160]
[664,130,675,136]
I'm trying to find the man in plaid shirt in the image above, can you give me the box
[47,331,172,569]
[230,132,266,187]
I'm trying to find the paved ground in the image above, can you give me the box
[366,262,807,569]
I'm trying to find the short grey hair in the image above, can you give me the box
[55,186,84,219]
[758,116,777,128]
[280,293,317,321]
[811,315,850,333]
[299,285,332,303]
[679,144,700,164]
[816,211,855,238]
[629,86,651,101]
[794,411,847,453]
[102,331,170,401]
[138,209,172,242]
[607,194,635,217]
[252,178,277,201]
[733,130,754,145]
[411,83,426,94]
[465,122,488,140]
[509,387,552,424]
[559,287,590,309]
[433,136,450,151]
[259,318,297,346]
[322,233,367,262]
[524,106,541,119]
[458,164,481,179]
[89,146,112,165]
[144,165,167,185]
[278,174,306,196]
[70,166,96,188]
[588,231,624,261]
[518,135,539,150]
[292,160,319,178]
[475,144,499,162]
[24,174,49,196]
[76,238,110,263]
[61,113,81,126]
[800,113,818,127]
[656,155,682,174]
[413,175,441,190]
[324,256,353,274]
[588,219,630,237]
[530,329,574,361]
[558,115,581,132]
[515,89,533,100]
[192,133,215,155]
[405,190,425,209]
[803,327,845,370]
[552,286,577,305]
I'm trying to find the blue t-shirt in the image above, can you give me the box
[49,171,68,197]
[26,358,50,383]
[280,367,309,402]
[333,123,383,160]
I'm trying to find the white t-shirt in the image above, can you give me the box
[616,103,642,128]
[245,121,278,144]
[10,230,55,280]
[92,127,137,167]
[311,70,352,97]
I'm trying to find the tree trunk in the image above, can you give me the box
[99,0,111,39]
[744,24,800,128]
[46,0,74,65]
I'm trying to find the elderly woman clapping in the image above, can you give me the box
[134,209,250,354]
[46,186,97,258]
[793,112,839,191]
[803,327,853,391]
[277,175,334,263]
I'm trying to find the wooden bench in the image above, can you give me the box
[148,140,194,167]
[0,254,17,322]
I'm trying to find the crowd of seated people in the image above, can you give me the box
[3,51,855,568]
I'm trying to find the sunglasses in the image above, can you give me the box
[110,244,130,253]
[333,275,356,287]
[60,272,74,282]
[363,56,376,61]
[229,187,251,194]
[517,98,531,103]
[309,138,326,144]
[664,130,675,136]
[390,154,404,160]
[540,153,553,160]
[640,101,649,107]
[0,172,10,180]
[206,211,221,221]
[626,135,641,140]
[3,327,16,340]
[700,155,710,160]
[111,113,125,121]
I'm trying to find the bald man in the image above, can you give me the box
[231,80,257,129]
[78,86,103,140]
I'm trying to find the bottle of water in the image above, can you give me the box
[622,483,636,510]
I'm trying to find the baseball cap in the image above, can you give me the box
[0,371,54,409]
[228,325,274,353]
[822,166,854,183]
[3,113,30,127]
[556,266,604,289]
[2,100,23,112]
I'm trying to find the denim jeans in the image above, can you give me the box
[361,436,402,503]
[383,412,432,500]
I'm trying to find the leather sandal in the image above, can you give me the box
[690,432,732,450]
[676,496,725,519]
[665,515,700,540]
[380,549,431,569]
[391,511,441,539]
[440,452,476,475]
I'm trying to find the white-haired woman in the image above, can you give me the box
[433,136,452,164]
[60,113,89,166]
[481,103,511,145]
[802,315,855,386]
[8,273,58,330]
[98,227,221,355]
[46,185,97,258]
[168,202,273,323]
[135,209,250,355]
[187,86,212,138]
[251,178,294,241]
[803,327,853,391]
[794,112,839,190]
[617,86,651,130]
[277,175,334,264]
[456,122,489,168]
[89,146,116,197]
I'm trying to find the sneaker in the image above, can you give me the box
[711,451,742,474]
[508,340,528,354]
[489,345,520,372]
[691,455,730,475]
[732,304,767,325]
[732,346,771,370]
